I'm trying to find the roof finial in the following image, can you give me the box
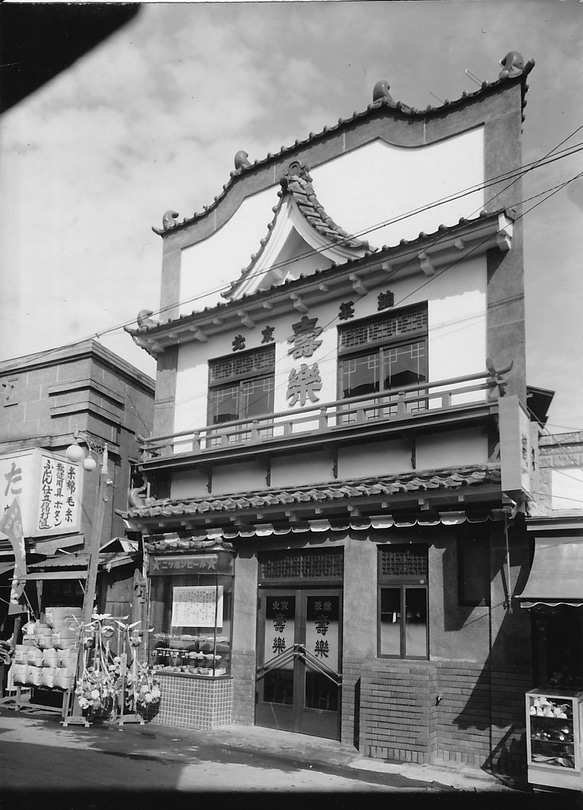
[499,51,524,79]
[162,210,179,230]
[373,80,393,103]
[234,150,251,170]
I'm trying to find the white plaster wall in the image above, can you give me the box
[311,130,485,248]
[173,255,487,440]
[427,255,487,389]
[416,429,489,469]
[551,468,583,511]
[178,129,484,319]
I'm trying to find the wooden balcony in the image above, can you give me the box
[138,370,504,473]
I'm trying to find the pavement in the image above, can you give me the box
[0,693,514,792]
[2,695,582,808]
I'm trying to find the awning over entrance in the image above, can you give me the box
[517,537,583,607]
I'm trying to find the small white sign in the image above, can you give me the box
[171,585,223,629]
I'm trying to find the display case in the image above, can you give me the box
[526,688,583,790]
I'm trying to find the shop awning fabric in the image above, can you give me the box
[517,538,583,608]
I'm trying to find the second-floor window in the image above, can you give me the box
[208,345,275,425]
[338,304,428,400]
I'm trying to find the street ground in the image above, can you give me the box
[0,704,581,810]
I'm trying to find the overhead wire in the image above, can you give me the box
[2,121,582,381]
[171,157,583,414]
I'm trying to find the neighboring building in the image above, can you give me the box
[536,430,583,513]
[0,339,155,632]
[122,52,544,777]
[515,430,583,790]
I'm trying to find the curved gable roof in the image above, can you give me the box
[223,161,374,301]
[153,54,534,238]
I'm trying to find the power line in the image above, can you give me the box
[2,125,583,377]
[171,163,583,414]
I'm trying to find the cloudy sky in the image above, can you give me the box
[1,1,582,432]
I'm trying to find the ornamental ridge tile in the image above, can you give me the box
[223,162,372,300]
[153,61,533,237]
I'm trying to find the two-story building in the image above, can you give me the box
[122,52,544,777]
[0,340,155,637]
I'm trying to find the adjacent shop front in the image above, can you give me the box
[517,515,583,790]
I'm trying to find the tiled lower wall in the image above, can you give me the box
[151,674,233,730]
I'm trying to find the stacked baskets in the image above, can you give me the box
[11,607,82,691]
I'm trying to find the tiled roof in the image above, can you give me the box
[131,208,509,337]
[153,58,533,236]
[121,465,502,522]
[280,163,370,251]
[224,161,373,299]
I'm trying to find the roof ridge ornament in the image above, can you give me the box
[498,51,525,80]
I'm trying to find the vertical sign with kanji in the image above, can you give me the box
[305,595,340,671]
[36,452,81,536]
[264,595,295,666]
[286,315,324,408]
[0,449,82,539]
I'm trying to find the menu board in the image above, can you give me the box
[171,585,223,628]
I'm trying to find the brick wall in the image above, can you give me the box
[231,649,256,725]
[356,658,532,777]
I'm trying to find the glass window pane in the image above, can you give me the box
[209,384,239,424]
[241,377,274,418]
[405,588,427,657]
[264,669,294,704]
[382,341,427,390]
[380,588,401,656]
[305,670,339,711]
[341,353,380,398]
[149,574,232,676]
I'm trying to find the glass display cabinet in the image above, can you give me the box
[526,689,583,790]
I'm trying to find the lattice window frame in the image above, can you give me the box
[259,549,345,582]
[209,345,275,386]
[379,544,428,581]
[338,304,427,355]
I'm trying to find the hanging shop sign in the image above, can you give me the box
[499,395,538,498]
[149,554,218,575]
[148,553,233,576]
[0,448,82,539]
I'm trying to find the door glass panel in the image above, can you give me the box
[264,595,295,665]
[262,595,296,705]
[379,587,401,656]
[405,588,427,657]
[305,595,340,670]
[263,669,294,705]
[305,671,339,711]
[304,595,340,711]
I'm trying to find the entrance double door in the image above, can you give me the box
[256,588,341,740]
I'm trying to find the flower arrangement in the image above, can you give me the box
[75,665,116,718]
[126,663,161,715]
[72,613,159,723]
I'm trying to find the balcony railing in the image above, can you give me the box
[138,369,504,461]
